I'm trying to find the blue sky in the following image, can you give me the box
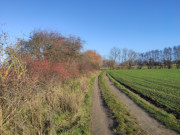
[1,0,180,56]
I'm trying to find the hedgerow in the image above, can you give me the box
[0,29,101,134]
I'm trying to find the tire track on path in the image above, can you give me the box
[91,77,115,135]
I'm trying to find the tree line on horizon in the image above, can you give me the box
[103,45,180,69]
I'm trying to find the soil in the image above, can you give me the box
[105,75,179,135]
[91,77,115,135]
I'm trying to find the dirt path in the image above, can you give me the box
[105,75,179,135]
[91,77,114,135]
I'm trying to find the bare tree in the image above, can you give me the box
[127,50,137,69]
[136,53,144,69]
[173,45,180,68]
[109,47,119,62]
[117,49,121,66]
[153,50,160,68]
[122,48,128,66]
[158,50,164,68]
[106,59,116,69]
[163,47,172,69]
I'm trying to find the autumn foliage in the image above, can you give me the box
[0,30,101,102]
[0,29,101,134]
[84,50,102,67]
[16,30,100,80]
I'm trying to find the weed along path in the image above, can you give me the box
[91,77,114,135]
[105,74,179,135]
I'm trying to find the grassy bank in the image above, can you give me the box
[60,75,96,135]
[107,72,180,133]
[1,73,97,135]
[99,72,146,135]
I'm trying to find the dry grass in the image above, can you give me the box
[0,30,99,135]
[0,72,97,135]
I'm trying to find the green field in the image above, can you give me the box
[108,69,180,118]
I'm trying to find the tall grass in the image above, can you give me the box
[0,66,97,134]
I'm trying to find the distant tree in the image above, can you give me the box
[136,53,144,69]
[107,45,180,70]
[127,50,137,69]
[173,45,180,68]
[106,59,116,69]
[84,50,102,68]
[158,50,164,69]
[102,59,108,67]
[117,49,121,66]
[109,47,120,64]
[163,47,172,69]
[148,58,154,69]
[143,52,149,67]
[153,50,159,68]
[102,56,108,67]
[122,48,128,65]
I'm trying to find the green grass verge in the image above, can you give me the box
[107,73,180,133]
[60,75,96,135]
[99,72,146,135]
